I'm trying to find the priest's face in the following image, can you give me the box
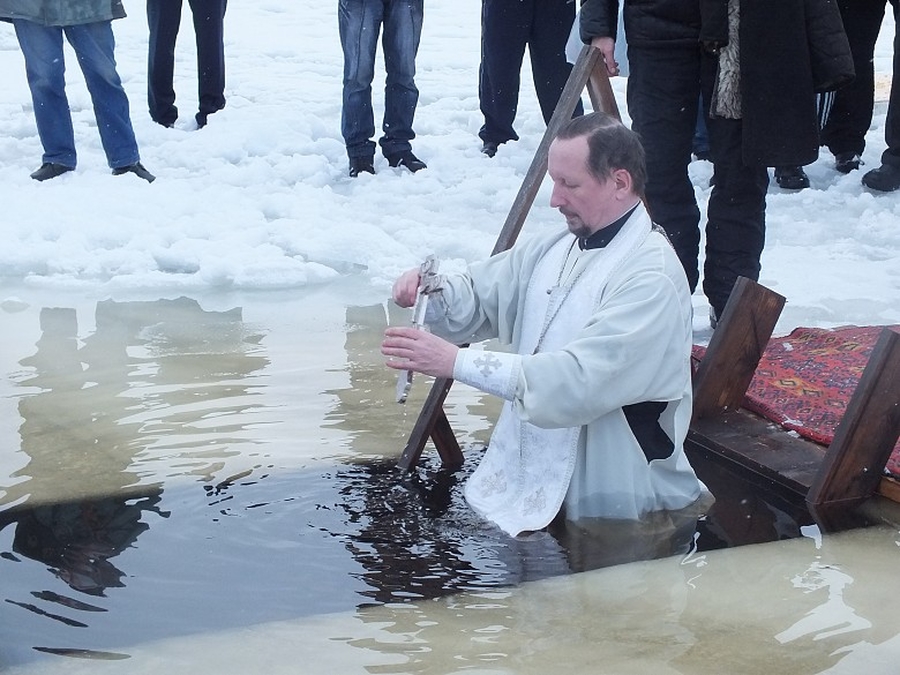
[548,135,630,237]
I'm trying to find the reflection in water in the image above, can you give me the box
[775,561,873,643]
[0,491,166,596]
[326,303,405,458]
[332,455,712,605]
[689,452,815,550]
[12,306,143,505]
[5,298,270,511]
[1,297,270,661]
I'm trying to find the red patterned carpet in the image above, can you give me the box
[693,325,900,479]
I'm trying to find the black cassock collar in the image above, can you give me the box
[578,203,640,250]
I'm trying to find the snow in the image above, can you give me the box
[0,1,897,333]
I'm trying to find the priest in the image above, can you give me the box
[382,112,710,536]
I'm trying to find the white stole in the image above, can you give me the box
[464,209,652,535]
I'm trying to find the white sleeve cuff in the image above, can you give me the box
[453,348,521,401]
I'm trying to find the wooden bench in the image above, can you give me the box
[688,277,900,527]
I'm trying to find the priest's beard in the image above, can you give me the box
[565,216,591,238]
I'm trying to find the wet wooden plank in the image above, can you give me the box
[878,476,900,503]
[687,409,826,500]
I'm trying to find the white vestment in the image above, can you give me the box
[426,205,707,536]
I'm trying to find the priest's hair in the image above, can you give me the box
[554,112,647,196]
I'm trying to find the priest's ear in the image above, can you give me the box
[611,168,634,198]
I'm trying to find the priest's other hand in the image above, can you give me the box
[382,327,459,378]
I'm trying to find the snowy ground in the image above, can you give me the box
[0,1,897,334]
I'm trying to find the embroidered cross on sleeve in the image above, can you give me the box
[473,353,503,376]
[453,348,521,401]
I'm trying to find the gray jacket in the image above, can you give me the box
[0,0,125,26]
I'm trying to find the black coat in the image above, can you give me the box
[579,0,854,166]
[741,0,854,166]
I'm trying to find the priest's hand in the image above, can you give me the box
[382,327,458,378]
[392,268,422,308]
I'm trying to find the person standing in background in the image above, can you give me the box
[478,0,583,158]
[339,0,426,177]
[580,0,853,326]
[147,0,227,129]
[821,0,900,192]
[773,92,837,190]
[1,0,155,182]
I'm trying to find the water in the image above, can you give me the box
[1,281,899,674]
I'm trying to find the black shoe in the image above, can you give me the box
[834,152,861,174]
[774,166,810,190]
[386,151,426,172]
[151,106,178,128]
[112,162,156,183]
[30,162,74,181]
[349,156,375,177]
[481,141,499,158]
[861,163,900,192]
[196,101,225,128]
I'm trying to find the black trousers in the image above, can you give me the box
[821,0,900,167]
[147,0,227,126]
[627,44,768,317]
[478,0,582,145]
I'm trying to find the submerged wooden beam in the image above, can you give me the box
[397,379,462,471]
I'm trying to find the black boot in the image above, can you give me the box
[349,156,375,177]
[481,141,499,158]
[112,162,156,183]
[386,150,426,173]
[861,164,900,192]
[834,152,861,174]
[30,162,74,181]
[774,166,810,190]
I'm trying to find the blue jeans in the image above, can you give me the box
[13,19,140,169]
[147,0,228,126]
[339,0,423,160]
